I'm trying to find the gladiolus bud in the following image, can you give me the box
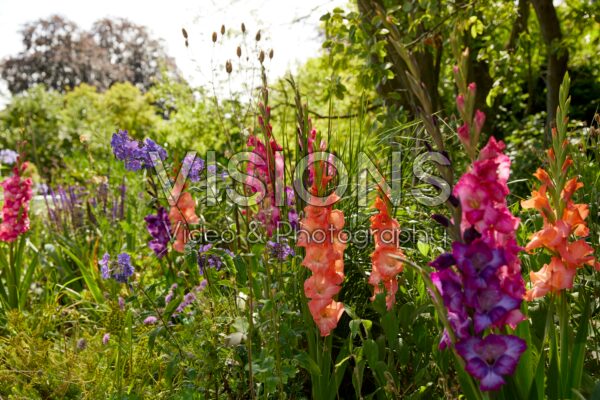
[456,94,465,114]
[468,82,476,94]
[474,109,486,135]
[431,213,450,227]
[458,123,470,143]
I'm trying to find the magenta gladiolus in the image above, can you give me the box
[0,163,33,242]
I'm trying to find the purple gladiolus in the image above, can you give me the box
[456,335,526,391]
[145,207,171,258]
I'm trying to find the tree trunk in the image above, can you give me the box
[531,0,568,139]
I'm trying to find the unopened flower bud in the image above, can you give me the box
[431,213,450,227]
[458,123,470,143]
[468,82,476,94]
[456,94,465,114]
[474,109,486,134]
[448,194,460,208]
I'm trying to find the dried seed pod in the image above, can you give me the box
[241,23,246,33]
[225,60,233,74]
[255,30,261,41]
[236,46,242,58]
[212,32,217,43]
[269,49,274,59]
[221,25,226,35]
[185,40,189,48]
[258,50,265,64]
[182,28,188,39]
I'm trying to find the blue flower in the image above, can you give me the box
[267,240,294,260]
[182,153,205,183]
[99,252,134,283]
[197,244,233,274]
[110,130,167,171]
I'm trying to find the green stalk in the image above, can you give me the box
[558,292,570,398]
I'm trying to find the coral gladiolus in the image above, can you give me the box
[522,170,599,300]
[298,193,346,336]
[169,192,200,253]
[369,196,404,310]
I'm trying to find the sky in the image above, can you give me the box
[0,0,348,107]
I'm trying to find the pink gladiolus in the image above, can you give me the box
[0,163,33,242]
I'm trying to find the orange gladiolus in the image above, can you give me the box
[369,196,404,310]
[522,170,599,300]
[169,192,200,253]
[298,193,346,337]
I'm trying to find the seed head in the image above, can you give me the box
[220,25,226,35]
[212,32,217,43]
[258,50,265,64]
[255,30,261,41]
[225,60,233,74]
[269,49,274,59]
[236,46,242,58]
[241,23,246,33]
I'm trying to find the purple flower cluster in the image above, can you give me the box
[197,244,234,274]
[110,130,167,171]
[144,207,171,258]
[182,153,205,183]
[99,252,135,283]
[165,283,177,304]
[174,281,206,315]
[267,240,294,261]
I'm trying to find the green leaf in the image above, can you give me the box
[295,352,321,377]
[417,241,430,257]
[568,296,590,393]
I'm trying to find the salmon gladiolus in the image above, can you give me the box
[522,168,599,300]
[169,192,200,253]
[369,196,404,310]
[298,193,346,337]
